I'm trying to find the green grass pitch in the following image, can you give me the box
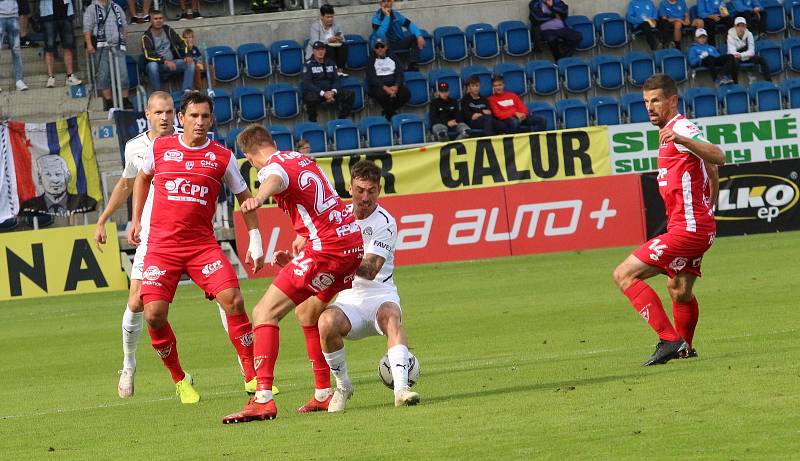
[1,232,798,460]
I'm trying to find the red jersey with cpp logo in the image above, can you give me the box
[142,134,249,249]
[657,114,716,236]
[258,151,361,252]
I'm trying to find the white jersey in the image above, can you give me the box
[345,205,397,295]
[123,131,155,245]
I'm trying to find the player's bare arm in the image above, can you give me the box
[234,189,266,273]
[240,175,285,213]
[706,162,720,205]
[659,127,725,165]
[272,235,307,267]
[95,176,135,251]
[356,253,386,280]
[128,170,154,246]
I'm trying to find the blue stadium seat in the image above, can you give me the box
[557,57,591,94]
[466,23,500,60]
[225,127,244,157]
[783,78,800,108]
[461,65,493,98]
[594,12,628,48]
[392,113,426,145]
[212,88,234,125]
[327,119,360,151]
[591,55,624,91]
[206,45,239,82]
[717,84,750,115]
[404,71,430,107]
[564,15,596,51]
[417,29,436,65]
[654,48,688,83]
[271,40,304,77]
[294,121,327,153]
[623,52,655,87]
[233,86,267,122]
[170,90,184,112]
[338,77,365,113]
[0,217,17,232]
[268,125,294,151]
[428,68,462,100]
[238,43,272,80]
[762,0,786,34]
[493,63,526,96]
[684,87,718,118]
[265,83,300,119]
[756,40,784,76]
[588,96,621,126]
[527,102,556,131]
[126,55,141,88]
[787,0,800,31]
[360,116,393,148]
[749,81,782,111]
[526,60,559,95]
[555,99,589,129]
[344,34,369,70]
[433,26,469,63]
[783,37,800,73]
[497,20,532,56]
[620,92,648,123]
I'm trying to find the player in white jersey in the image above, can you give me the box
[314,160,419,411]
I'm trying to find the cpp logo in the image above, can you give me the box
[717,174,799,222]
[164,178,210,205]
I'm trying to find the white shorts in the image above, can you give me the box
[130,241,148,281]
[330,291,401,341]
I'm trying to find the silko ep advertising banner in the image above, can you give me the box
[609,109,800,174]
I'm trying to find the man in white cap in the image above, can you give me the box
[688,27,737,85]
[727,16,770,82]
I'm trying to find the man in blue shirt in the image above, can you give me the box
[730,0,765,37]
[688,28,736,85]
[529,0,582,61]
[697,0,734,45]
[370,0,426,72]
[657,0,690,50]
[627,0,659,51]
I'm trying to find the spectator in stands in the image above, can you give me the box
[182,28,206,90]
[142,10,194,92]
[696,0,734,45]
[488,75,545,134]
[627,0,659,51]
[17,0,35,46]
[371,0,425,71]
[366,37,409,121]
[460,75,497,137]
[727,16,770,82]
[430,81,469,142]
[179,0,201,20]
[657,0,690,50]
[0,0,28,91]
[689,28,736,85]
[529,0,581,61]
[730,0,765,38]
[296,139,311,155]
[301,41,354,122]
[83,0,130,109]
[41,0,82,88]
[306,4,348,77]
[126,0,151,24]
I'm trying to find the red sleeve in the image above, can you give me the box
[513,94,528,114]
[487,96,500,114]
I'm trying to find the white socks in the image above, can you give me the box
[322,348,351,390]
[121,305,144,370]
[387,344,410,393]
[255,389,273,403]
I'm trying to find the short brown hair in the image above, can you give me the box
[642,73,678,97]
[182,28,194,37]
[491,74,504,83]
[180,91,214,114]
[237,124,275,154]
[350,160,382,184]
[466,75,481,86]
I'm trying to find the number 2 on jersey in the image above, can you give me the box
[299,170,337,215]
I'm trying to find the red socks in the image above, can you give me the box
[253,324,280,391]
[623,280,680,341]
[673,297,699,347]
[148,322,185,383]
[226,312,256,381]
[302,325,331,389]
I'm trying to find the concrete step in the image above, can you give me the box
[0,85,103,120]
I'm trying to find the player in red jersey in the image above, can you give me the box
[222,124,363,424]
[613,74,725,366]
[128,92,266,403]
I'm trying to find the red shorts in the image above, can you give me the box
[632,231,715,278]
[273,247,364,305]
[140,244,239,304]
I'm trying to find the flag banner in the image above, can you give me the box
[0,113,102,219]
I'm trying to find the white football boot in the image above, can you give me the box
[327,386,354,412]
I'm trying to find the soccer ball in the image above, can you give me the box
[378,352,420,389]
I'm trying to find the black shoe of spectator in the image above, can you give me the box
[20,37,38,48]
[142,14,150,22]
[103,99,113,111]
[180,10,193,20]
[123,98,133,110]
[193,10,203,18]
